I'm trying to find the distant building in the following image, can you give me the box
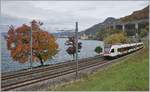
[80,34,89,40]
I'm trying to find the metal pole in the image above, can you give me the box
[30,26,33,69]
[135,23,139,42]
[122,24,125,32]
[75,22,78,78]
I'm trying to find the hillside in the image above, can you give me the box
[120,6,149,22]
[79,17,116,36]
[80,6,149,37]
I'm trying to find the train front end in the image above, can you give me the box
[103,44,112,57]
[102,44,119,58]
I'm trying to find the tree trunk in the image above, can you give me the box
[40,59,44,66]
[36,53,44,66]
[73,54,75,61]
[38,55,44,66]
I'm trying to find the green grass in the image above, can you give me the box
[54,42,149,91]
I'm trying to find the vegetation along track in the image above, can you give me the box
[2,56,105,91]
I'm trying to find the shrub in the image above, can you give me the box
[95,46,102,54]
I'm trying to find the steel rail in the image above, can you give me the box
[2,56,102,80]
[2,58,103,87]
[2,59,106,91]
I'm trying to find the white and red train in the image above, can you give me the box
[103,42,144,58]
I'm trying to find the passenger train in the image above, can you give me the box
[103,42,144,58]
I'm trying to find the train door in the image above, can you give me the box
[110,48,117,57]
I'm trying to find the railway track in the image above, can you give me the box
[2,56,102,80]
[2,58,103,85]
[2,56,105,91]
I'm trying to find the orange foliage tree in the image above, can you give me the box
[7,20,58,66]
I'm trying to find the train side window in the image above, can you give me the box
[118,48,122,52]
[118,48,120,52]
[111,49,114,53]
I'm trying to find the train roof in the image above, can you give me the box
[111,42,143,48]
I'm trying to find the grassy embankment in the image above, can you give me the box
[54,40,149,91]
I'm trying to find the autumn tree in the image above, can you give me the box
[95,29,122,41]
[104,32,128,44]
[7,20,58,66]
[65,36,82,60]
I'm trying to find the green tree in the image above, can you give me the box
[95,29,106,40]
[95,46,103,54]
[104,33,128,44]
[139,25,149,38]
[96,29,123,41]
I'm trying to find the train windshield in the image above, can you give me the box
[104,48,110,52]
[104,44,111,53]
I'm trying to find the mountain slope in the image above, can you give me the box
[120,6,149,22]
[79,17,116,36]
[80,6,149,36]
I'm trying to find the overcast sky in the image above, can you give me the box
[1,1,149,33]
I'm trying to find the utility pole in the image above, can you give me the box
[135,23,139,43]
[75,22,78,78]
[30,26,33,69]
